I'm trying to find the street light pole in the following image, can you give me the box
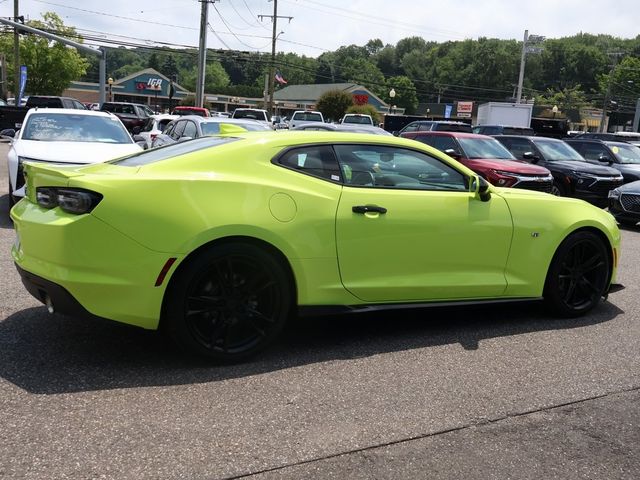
[388,88,396,113]
[13,0,19,97]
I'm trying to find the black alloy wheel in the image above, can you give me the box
[163,243,292,361]
[544,231,610,317]
[550,180,566,197]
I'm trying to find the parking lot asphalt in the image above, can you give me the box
[0,143,639,479]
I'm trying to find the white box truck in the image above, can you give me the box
[476,102,533,127]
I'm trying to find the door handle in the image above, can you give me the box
[352,205,387,214]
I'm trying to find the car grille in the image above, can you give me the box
[515,180,552,193]
[620,193,640,213]
[590,179,623,196]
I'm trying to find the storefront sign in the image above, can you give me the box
[456,101,473,114]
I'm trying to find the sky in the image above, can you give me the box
[1,0,638,58]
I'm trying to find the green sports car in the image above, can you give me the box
[11,131,622,361]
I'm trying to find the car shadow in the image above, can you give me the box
[0,194,14,229]
[0,300,623,395]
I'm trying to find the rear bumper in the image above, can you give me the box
[16,264,107,321]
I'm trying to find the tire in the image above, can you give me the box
[543,231,610,317]
[550,180,566,197]
[162,242,293,362]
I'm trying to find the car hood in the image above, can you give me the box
[465,157,550,174]
[545,160,621,175]
[14,140,141,164]
[617,179,640,193]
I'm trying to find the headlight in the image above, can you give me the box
[571,171,595,179]
[608,188,621,199]
[490,170,518,186]
[36,187,103,214]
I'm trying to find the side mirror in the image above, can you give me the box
[0,128,16,138]
[132,126,142,135]
[444,148,462,160]
[178,136,193,142]
[523,151,540,163]
[598,154,613,164]
[392,131,399,136]
[471,175,491,202]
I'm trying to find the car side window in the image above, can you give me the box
[170,121,186,140]
[277,145,342,182]
[579,143,609,161]
[334,145,467,192]
[62,99,73,109]
[402,123,418,133]
[502,138,533,159]
[182,121,197,139]
[72,100,85,109]
[419,136,459,154]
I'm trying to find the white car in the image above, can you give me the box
[5,108,142,206]
[137,114,178,149]
[231,108,272,128]
[288,110,324,129]
[341,113,374,125]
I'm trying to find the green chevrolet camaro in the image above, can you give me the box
[11,131,622,361]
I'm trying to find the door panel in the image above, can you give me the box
[333,143,513,303]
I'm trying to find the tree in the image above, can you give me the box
[0,12,88,95]
[162,55,179,80]
[316,89,354,122]
[147,53,161,71]
[337,57,387,98]
[179,61,230,93]
[386,76,419,114]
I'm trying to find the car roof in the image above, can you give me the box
[495,134,563,142]
[25,108,117,118]
[412,131,493,139]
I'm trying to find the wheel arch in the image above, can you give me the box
[161,235,298,319]
[544,225,615,289]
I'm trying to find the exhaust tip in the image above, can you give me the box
[45,296,55,314]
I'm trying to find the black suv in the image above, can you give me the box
[494,135,624,207]
[100,102,154,132]
[397,120,472,135]
[565,139,640,184]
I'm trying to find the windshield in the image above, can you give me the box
[233,110,268,121]
[457,137,515,159]
[343,116,372,125]
[535,139,584,161]
[22,113,132,143]
[294,112,323,122]
[607,143,640,164]
[112,136,238,166]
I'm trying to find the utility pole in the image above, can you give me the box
[196,1,217,108]
[516,30,544,103]
[598,53,624,133]
[516,30,528,104]
[259,0,292,115]
[13,0,19,97]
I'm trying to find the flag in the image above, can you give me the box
[275,71,287,85]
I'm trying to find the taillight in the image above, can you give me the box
[150,133,158,140]
[36,187,103,214]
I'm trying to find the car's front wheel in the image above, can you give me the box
[543,231,610,317]
[551,180,566,197]
[163,242,293,362]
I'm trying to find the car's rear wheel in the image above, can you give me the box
[544,231,610,317]
[551,180,566,197]
[163,243,292,362]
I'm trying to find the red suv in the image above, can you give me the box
[402,131,553,192]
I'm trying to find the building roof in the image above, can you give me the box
[274,83,360,102]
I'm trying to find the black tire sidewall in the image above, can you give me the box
[162,242,292,362]
[544,231,610,317]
